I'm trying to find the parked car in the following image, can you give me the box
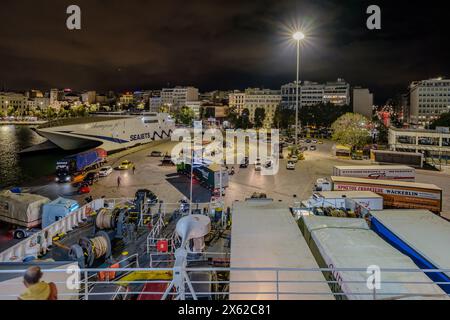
[239,157,249,168]
[161,155,175,166]
[77,183,91,194]
[118,160,134,170]
[150,151,163,157]
[290,155,299,163]
[83,172,99,185]
[98,166,113,177]
[250,192,267,199]
[310,145,317,151]
[286,161,296,170]
[312,139,318,144]
[318,140,324,144]
[305,139,312,144]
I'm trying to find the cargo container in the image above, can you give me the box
[299,215,447,300]
[56,148,107,183]
[371,150,424,168]
[328,176,442,213]
[370,210,450,293]
[332,165,415,181]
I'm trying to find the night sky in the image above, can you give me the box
[1,0,449,103]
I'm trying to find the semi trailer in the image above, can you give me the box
[332,165,415,181]
[0,191,79,239]
[315,176,442,214]
[55,148,107,183]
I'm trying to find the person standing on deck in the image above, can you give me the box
[19,266,58,300]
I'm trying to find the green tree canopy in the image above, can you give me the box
[430,112,450,129]
[331,113,371,149]
[299,103,352,127]
[175,106,195,125]
[253,107,266,128]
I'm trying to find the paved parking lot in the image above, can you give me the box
[28,138,450,218]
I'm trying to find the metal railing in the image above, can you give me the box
[0,266,449,300]
[0,198,133,263]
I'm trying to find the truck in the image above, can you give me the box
[55,148,107,183]
[315,176,442,214]
[0,190,79,239]
[302,191,383,211]
[332,165,415,181]
[177,162,229,192]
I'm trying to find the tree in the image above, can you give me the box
[239,108,253,129]
[175,106,195,125]
[430,112,450,129]
[299,103,352,127]
[159,105,170,113]
[253,108,266,128]
[226,106,239,128]
[273,104,295,135]
[331,113,371,149]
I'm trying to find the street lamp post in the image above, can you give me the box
[293,31,305,146]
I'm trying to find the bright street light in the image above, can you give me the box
[293,31,305,41]
[293,31,305,147]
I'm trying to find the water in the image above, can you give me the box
[0,125,69,188]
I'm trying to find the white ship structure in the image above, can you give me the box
[35,112,175,152]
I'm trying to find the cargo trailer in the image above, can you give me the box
[370,210,450,293]
[299,215,447,300]
[329,176,442,214]
[332,165,415,181]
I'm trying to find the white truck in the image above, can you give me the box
[0,190,79,239]
[302,191,384,211]
[332,165,415,181]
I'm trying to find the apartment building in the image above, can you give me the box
[409,78,450,125]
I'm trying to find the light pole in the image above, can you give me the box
[293,31,305,146]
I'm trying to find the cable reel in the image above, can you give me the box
[68,231,112,268]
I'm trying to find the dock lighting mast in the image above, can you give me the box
[293,31,305,146]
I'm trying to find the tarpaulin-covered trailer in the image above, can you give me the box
[370,210,450,294]
[0,191,50,228]
[299,215,447,300]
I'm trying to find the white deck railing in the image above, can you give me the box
[0,198,135,263]
[0,266,449,300]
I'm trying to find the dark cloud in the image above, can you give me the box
[0,0,449,103]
